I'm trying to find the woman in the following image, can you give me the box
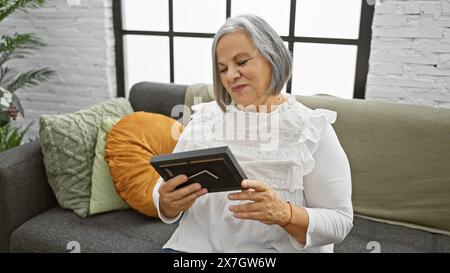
[153,14,353,253]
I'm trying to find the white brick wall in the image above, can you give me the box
[367,0,450,108]
[0,0,116,139]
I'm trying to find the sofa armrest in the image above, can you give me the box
[0,139,57,252]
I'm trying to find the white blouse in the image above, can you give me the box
[152,94,353,253]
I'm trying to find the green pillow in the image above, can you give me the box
[39,98,134,217]
[90,116,129,215]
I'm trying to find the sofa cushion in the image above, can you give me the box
[334,217,450,253]
[182,83,215,125]
[9,207,177,253]
[104,112,183,217]
[298,95,450,235]
[39,98,134,217]
[90,116,130,215]
[9,207,449,253]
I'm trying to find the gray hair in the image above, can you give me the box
[212,14,293,111]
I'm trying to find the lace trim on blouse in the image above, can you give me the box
[187,94,336,192]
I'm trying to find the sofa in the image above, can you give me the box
[1,81,449,253]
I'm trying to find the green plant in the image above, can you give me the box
[0,120,32,151]
[0,0,55,149]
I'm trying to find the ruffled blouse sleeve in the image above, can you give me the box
[298,108,337,144]
[287,105,338,185]
[288,105,353,250]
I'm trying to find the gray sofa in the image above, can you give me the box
[1,81,449,253]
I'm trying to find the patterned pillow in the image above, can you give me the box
[39,98,134,217]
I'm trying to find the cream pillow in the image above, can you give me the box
[90,116,130,215]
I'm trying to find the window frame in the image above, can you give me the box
[113,0,374,99]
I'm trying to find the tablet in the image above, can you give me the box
[150,146,247,193]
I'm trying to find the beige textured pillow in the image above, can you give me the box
[90,116,130,215]
[298,95,450,235]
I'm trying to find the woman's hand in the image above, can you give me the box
[158,174,208,219]
[227,180,291,226]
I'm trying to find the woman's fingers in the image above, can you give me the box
[160,175,205,200]
[169,181,203,199]
[241,179,268,191]
[172,188,208,210]
[228,188,264,201]
[159,174,189,192]
[159,174,208,213]
[228,180,287,225]
[232,211,265,221]
[229,202,261,213]
[228,180,271,201]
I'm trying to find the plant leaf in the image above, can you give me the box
[5,126,21,148]
[0,66,16,85]
[0,0,45,23]
[6,67,55,92]
[0,121,33,151]
[0,33,44,67]
[0,111,9,127]
[11,92,24,116]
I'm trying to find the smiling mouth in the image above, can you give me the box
[231,84,246,92]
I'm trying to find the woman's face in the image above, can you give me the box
[216,31,273,107]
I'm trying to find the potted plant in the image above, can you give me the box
[0,0,55,152]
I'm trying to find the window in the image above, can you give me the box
[113,0,374,99]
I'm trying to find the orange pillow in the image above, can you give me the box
[104,112,183,217]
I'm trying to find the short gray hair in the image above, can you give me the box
[212,14,293,111]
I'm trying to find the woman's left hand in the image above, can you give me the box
[228,180,290,226]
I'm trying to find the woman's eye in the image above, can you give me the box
[220,68,228,73]
[237,60,248,66]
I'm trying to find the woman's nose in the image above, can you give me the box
[226,66,240,81]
